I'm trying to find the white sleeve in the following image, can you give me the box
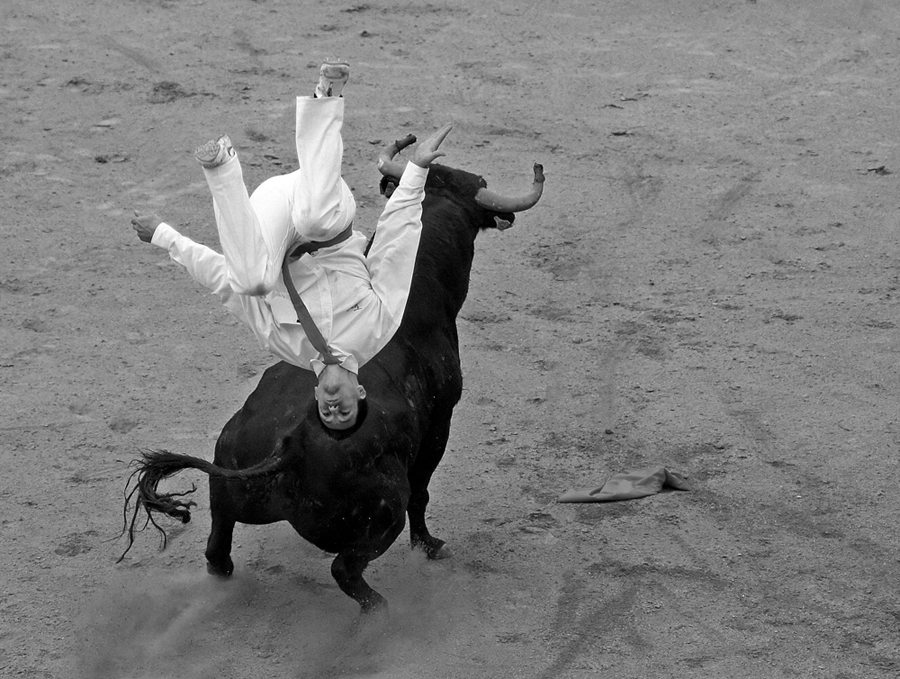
[151,222,236,304]
[151,222,326,373]
[364,162,428,321]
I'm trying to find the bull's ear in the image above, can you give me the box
[495,216,513,230]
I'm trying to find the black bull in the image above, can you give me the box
[121,136,544,611]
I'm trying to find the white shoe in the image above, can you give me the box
[194,135,234,168]
[315,59,350,98]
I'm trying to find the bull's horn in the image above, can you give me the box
[377,134,417,177]
[474,163,545,212]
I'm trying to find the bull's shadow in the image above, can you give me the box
[122,135,544,612]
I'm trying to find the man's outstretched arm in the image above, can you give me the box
[365,125,452,322]
[131,211,235,302]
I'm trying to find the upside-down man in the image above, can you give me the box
[132,61,451,431]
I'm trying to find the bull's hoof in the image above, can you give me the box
[430,543,453,560]
[352,598,390,637]
[412,536,452,560]
[359,591,388,615]
[206,559,234,578]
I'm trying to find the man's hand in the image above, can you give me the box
[131,211,162,243]
[411,124,452,168]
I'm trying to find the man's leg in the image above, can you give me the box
[199,140,296,296]
[291,90,357,242]
[197,61,354,295]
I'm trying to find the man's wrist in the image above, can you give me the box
[150,221,177,248]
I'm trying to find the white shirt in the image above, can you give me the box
[153,162,428,376]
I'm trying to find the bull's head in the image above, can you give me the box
[377,134,544,229]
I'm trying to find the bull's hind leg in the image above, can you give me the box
[205,479,235,577]
[408,413,453,560]
[205,514,235,577]
[331,552,386,612]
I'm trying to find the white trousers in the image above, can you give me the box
[202,96,357,296]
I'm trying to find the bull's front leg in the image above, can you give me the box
[408,413,453,560]
[408,486,451,559]
[331,552,386,612]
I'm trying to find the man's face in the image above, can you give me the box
[315,368,366,430]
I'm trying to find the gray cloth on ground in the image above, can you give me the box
[558,466,691,503]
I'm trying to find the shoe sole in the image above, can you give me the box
[319,61,350,96]
[195,139,221,166]
[321,65,349,80]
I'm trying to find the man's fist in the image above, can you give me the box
[131,211,162,243]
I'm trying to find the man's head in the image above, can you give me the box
[314,364,366,430]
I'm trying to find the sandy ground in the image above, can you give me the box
[2,1,900,677]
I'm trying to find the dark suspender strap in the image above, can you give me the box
[280,254,341,365]
[288,224,353,258]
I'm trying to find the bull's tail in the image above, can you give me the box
[117,447,292,562]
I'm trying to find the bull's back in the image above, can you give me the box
[215,362,317,468]
[212,317,460,505]
[371,323,464,417]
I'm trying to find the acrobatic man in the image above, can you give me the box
[132,60,451,430]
